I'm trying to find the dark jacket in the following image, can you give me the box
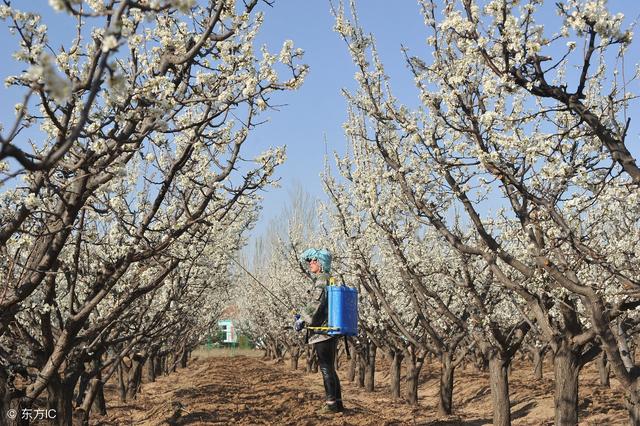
[305,273,333,345]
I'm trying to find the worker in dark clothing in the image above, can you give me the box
[295,248,344,414]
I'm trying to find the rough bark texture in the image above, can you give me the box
[93,375,106,416]
[0,369,11,426]
[624,386,640,426]
[289,346,300,370]
[390,350,403,400]
[306,346,316,373]
[146,356,156,383]
[488,355,511,426]
[47,374,78,426]
[438,352,455,416]
[531,346,546,380]
[347,354,356,382]
[365,344,377,392]
[405,351,423,405]
[126,354,146,400]
[597,352,610,387]
[357,353,366,388]
[180,349,188,369]
[553,344,580,426]
[79,378,101,425]
[155,355,163,376]
[117,362,128,402]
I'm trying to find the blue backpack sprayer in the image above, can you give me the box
[305,277,358,336]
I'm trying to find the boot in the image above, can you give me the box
[316,402,341,415]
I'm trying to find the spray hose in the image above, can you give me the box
[225,253,297,313]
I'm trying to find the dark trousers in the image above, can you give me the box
[315,337,342,402]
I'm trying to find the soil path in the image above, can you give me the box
[92,353,626,425]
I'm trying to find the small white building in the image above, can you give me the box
[217,319,237,343]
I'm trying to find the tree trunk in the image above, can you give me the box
[305,346,315,373]
[390,350,403,401]
[93,377,106,416]
[438,351,455,416]
[180,349,188,369]
[532,347,545,380]
[1,368,13,426]
[290,346,300,370]
[126,354,145,400]
[79,378,102,425]
[154,355,165,377]
[405,352,420,405]
[75,369,91,407]
[357,353,366,388]
[488,354,511,426]
[624,385,640,426]
[597,351,610,387]
[347,354,356,382]
[365,344,377,392]
[78,358,108,424]
[47,375,78,426]
[553,343,580,426]
[474,349,488,372]
[146,356,156,383]
[117,362,127,402]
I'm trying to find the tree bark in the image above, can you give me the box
[390,350,403,401]
[596,351,610,387]
[305,346,315,373]
[488,354,511,426]
[365,344,377,392]
[405,352,421,405]
[438,351,455,416]
[532,346,545,380]
[47,374,78,426]
[553,343,580,426]
[117,362,127,402]
[347,353,356,382]
[146,355,156,383]
[156,355,169,376]
[0,369,13,426]
[357,353,366,388]
[624,386,640,426]
[79,377,106,426]
[403,347,425,406]
[290,346,300,370]
[126,353,145,400]
[180,349,188,369]
[75,369,91,407]
[93,376,106,416]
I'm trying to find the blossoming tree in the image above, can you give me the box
[0,0,307,424]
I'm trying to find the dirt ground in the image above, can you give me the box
[91,349,627,425]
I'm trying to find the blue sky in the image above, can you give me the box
[246,0,429,241]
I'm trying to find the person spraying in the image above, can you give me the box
[295,248,344,414]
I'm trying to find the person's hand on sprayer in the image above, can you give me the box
[293,314,305,332]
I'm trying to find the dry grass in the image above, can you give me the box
[191,346,263,359]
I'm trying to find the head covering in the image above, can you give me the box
[300,248,332,273]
